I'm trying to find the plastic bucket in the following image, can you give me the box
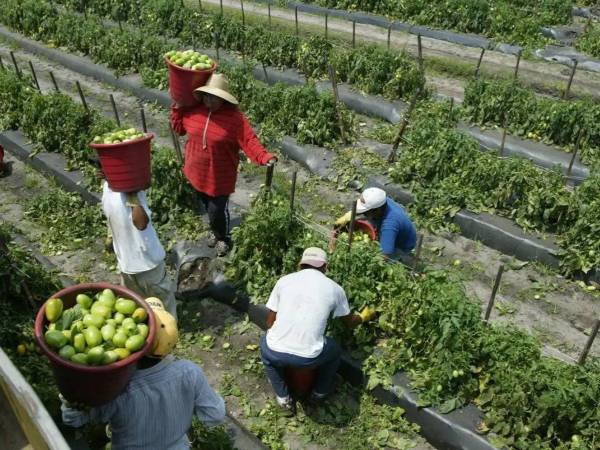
[34,283,157,407]
[284,367,317,398]
[166,57,217,107]
[90,133,154,193]
[330,219,377,250]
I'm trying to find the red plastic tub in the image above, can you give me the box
[166,57,217,107]
[90,133,154,192]
[284,367,317,398]
[34,283,156,407]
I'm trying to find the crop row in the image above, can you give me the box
[297,0,575,49]
[390,101,600,277]
[227,189,600,450]
[47,0,600,168]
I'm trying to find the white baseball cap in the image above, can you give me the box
[356,187,387,214]
[300,247,328,268]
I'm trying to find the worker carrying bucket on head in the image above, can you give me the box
[335,187,417,259]
[259,247,376,416]
[61,298,226,449]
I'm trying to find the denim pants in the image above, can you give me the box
[260,335,341,398]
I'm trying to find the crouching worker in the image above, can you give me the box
[61,298,226,449]
[336,187,417,258]
[102,178,177,320]
[260,247,376,416]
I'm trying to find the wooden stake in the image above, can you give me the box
[289,171,298,217]
[28,61,41,91]
[513,50,522,80]
[567,129,584,178]
[82,0,87,20]
[417,34,423,73]
[474,48,485,78]
[220,0,223,15]
[387,25,391,49]
[347,201,357,250]
[484,264,505,321]
[240,0,245,27]
[76,81,89,111]
[412,234,424,270]
[140,106,148,133]
[578,319,600,365]
[448,97,454,122]
[328,64,346,143]
[562,59,578,100]
[198,0,202,11]
[262,62,269,83]
[268,3,272,27]
[215,32,220,61]
[0,55,5,71]
[170,125,183,164]
[295,7,299,36]
[388,89,420,163]
[499,114,508,157]
[325,14,328,40]
[49,71,60,92]
[109,94,121,126]
[265,162,275,190]
[10,52,21,78]
[352,20,356,48]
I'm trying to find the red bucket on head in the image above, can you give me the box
[90,133,153,193]
[166,57,217,108]
[34,283,157,407]
[284,367,317,398]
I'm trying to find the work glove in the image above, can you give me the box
[334,211,352,227]
[359,306,376,323]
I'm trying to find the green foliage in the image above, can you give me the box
[576,23,600,58]
[462,78,600,166]
[0,69,36,130]
[304,0,572,48]
[228,195,600,449]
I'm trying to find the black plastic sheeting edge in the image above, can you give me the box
[534,45,600,73]
[0,131,268,450]
[1,24,588,182]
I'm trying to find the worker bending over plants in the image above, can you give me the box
[61,298,226,449]
[101,174,178,321]
[336,187,417,258]
[171,73,277,256]
[260,247,376,416]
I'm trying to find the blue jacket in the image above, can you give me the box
[378,198,417,256]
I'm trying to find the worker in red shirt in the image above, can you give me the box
[171,73,276,256]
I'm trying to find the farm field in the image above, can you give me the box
[1,1,599,449]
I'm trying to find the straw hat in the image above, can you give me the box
[193,73,238,105]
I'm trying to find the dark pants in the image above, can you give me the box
[260,335,341,398]
[199,193,230,242]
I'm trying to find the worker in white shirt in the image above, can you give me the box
[101,180,177,320]
[260,247,376,416]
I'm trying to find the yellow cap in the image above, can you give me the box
[145,297,178,357]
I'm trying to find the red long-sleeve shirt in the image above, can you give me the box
[170,104,274,197]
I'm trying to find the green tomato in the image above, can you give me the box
[113,312,125,324]
[70,353,88,365]
[102,350,119,365]
[112,331,128,348]
[132,308,147,323]
[137,324,149,339]
[115,299,137,316]
[83,326,102,347]
[101,324,116,342]
[73,333,86,353]
[83,313,105,329]
[59,345,76,360]
[125,335,145,352]
[76,294,93,309]
[114,348,131,360]
[45,330,67,349]
[87,346,105,366]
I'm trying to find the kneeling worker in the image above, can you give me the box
[61,298,226,449]
[260,247,375,416]
[336,187,417,258]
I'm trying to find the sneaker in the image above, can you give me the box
[206,232,217,248]
[276,396,296,417]
[309,391,328,404]
[215,240,230,257]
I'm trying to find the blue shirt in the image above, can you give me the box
[378,198,417,255]
[62,356,226,450]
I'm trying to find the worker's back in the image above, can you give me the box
[265,268,349,359]
[68,355,225,450]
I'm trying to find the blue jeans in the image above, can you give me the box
[260,335,341,398]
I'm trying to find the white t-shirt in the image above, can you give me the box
[102,182,166,275]
[265,269,350,358]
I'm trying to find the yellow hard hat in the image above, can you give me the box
[145,297,178,357]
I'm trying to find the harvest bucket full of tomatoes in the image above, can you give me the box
[34,283,156,406]
[165,50,217,107]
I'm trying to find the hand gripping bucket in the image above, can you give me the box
[34,283,157,407]
[90,133,154,192]
[166,57,217,107]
